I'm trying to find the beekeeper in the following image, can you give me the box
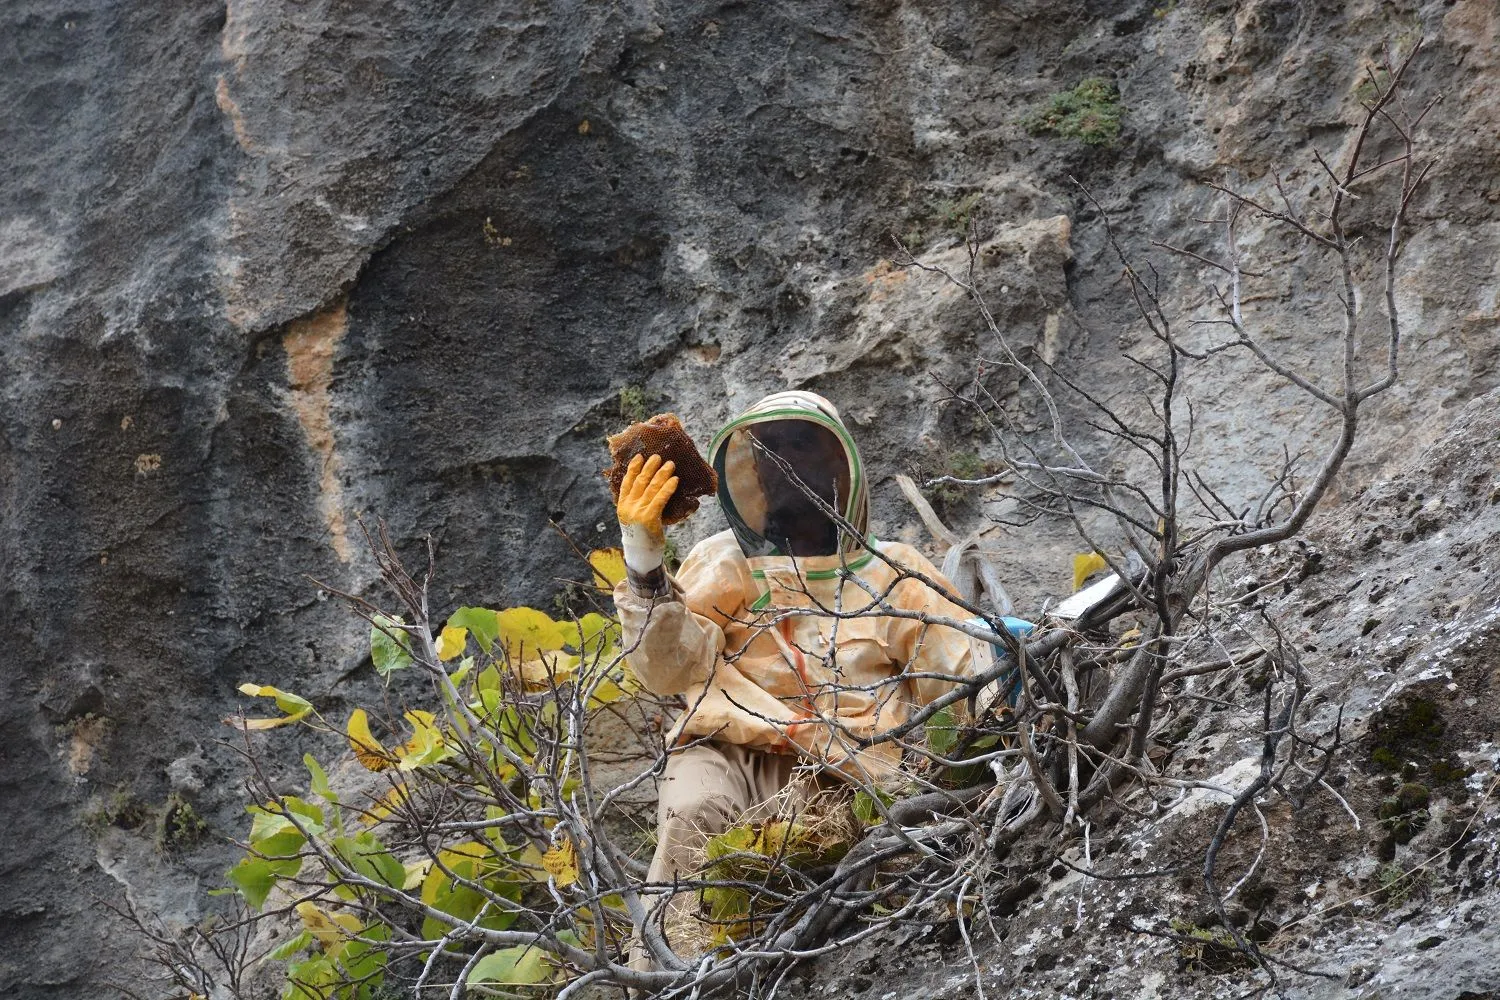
[613,391,986,962]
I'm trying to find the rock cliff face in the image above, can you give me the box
[1,0,1495,996]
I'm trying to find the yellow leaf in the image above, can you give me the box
[515,652,580,689]
[236,683,314,729]
[395,709,453,770]
[584,668,635,707]
[496,607,568,656]
[587,548,627,589]
[436,625,468,661]
[347,708,394,772]
[578,655,639,707]
[238,716,299,731]
[759,820,790,857]
[360,783,409,826]
[1071,551,1109,592]
[405,709,438,730]
[295,902,361,955]
[516,657,548,687]
[541,836,580,887]
[618,660,643,693]
[514,841,549,881]
[295,901,339,947]
[402,859,432,890]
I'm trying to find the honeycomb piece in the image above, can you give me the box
[603,413,718,525]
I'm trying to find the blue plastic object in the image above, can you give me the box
[968,616,1036,708]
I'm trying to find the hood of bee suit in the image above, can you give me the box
[707,391,869,558]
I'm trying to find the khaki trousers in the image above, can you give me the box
[631,740,798,971]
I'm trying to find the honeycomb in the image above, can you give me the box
[603,413,718,525]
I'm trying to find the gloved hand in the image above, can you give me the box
[616,454,679,592]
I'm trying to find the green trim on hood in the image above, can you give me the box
[747,546,877,611]
[708,407,865,517]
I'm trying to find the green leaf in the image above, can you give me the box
[482,805,512,847]
[699,884,752,946]
[330,832,404,890]
[467,944,551,985]
[420,843,522,942]
[449,607,500,653]
[228,858,279,910]
[570,612,621,660]
[450,655,476,686]
[249,797,325,844]
[498,706,538,759]
[938,730,1002,790]
[473,686,502,727]
[284,795,325,826]
[925,705,959,757]
[248,805,295,844]
[229,821,307,908]
[304,754,336,804]
[282,954,335,999]
[852,787,896,826]
[370,614,413,677]
[337,930,387,983]
[255,829,310,864]
[704,824,758,861]
[268,929,313,961]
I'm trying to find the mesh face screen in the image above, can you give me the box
[707,391,869,558]
[603,413,718,525]
[720,421,848,556]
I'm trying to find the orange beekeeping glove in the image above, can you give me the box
[616,453,678,578]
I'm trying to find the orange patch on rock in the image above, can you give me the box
[284,301,352,562]
[67,715,109,777]
[214,76,256,153]
[862,259,909,302]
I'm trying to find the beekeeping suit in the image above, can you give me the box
[612,391,987,965]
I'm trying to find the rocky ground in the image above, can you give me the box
[2,0,1496,996]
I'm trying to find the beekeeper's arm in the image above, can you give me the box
[881,543,993,712]
[612,454,724,696]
